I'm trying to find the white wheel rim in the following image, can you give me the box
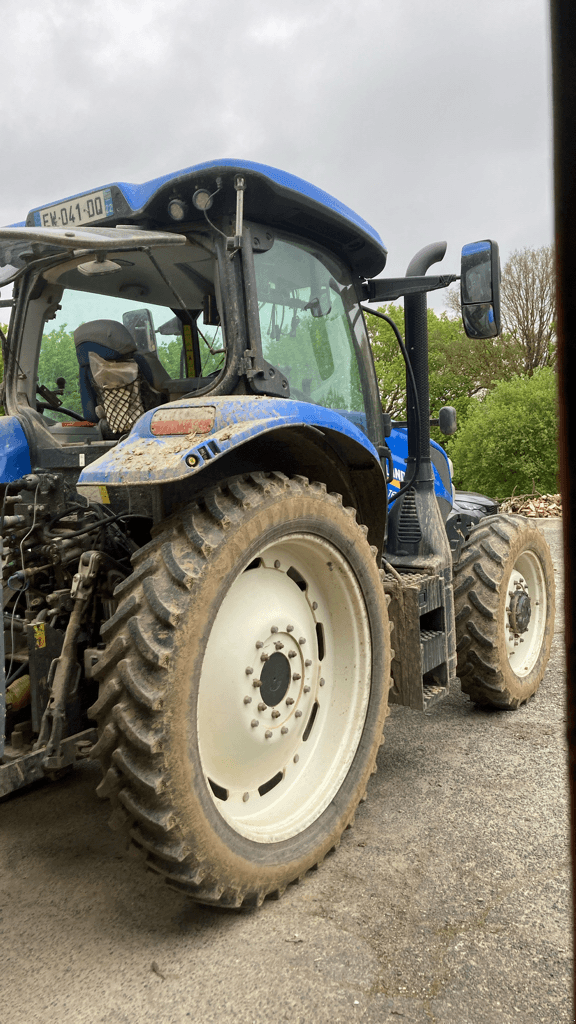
[196,533,372,843]
[504,550,547,677]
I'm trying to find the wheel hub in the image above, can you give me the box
[508,589,531,633]
[197,532,372,842]
[260,651,291,706]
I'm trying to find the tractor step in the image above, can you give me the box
[384,572,452,711]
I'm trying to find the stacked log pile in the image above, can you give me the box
[499,493,562,517]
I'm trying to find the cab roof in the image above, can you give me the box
[22,159,387,278]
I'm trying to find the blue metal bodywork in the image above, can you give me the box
[28,159,384,250]
[387,427,452,508]
[0,416,32,483]
[15,159,387,279]
[77,396,382,488]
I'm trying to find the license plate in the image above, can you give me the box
[33,188,114,229]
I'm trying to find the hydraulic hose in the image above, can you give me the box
[361,306,421,503]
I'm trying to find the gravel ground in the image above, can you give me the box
[0,519,571,1024]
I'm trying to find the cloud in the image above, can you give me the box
[0,0,552,309]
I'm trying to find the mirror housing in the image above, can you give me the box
[438,406,457,436]
[460,240,501,339]
[122,308,157,353]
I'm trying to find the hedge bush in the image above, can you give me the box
[448,367,558,501]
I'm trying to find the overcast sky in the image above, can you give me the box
[1,0,552,310]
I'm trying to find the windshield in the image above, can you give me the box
[24,241,224,423]
[40,292,223,419]
[253,236,379,438]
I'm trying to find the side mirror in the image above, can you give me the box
[122,308,157,353]
[460,240,501,339]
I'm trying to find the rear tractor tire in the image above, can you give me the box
[454,514,555,709]
[89,472,391,907]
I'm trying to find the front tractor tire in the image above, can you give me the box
[89,473,391,907]
[454,515,555,709]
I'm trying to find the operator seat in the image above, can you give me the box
[74,321,206,426]
[74,320,155,424]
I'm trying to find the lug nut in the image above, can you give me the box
[287,625,294,632]
[271,709,281,719]
[292,673,301,681]
[243,696,252,704]
[303,685,310,693]
[312,601,318,610]
[293,754,299,763]
[281,727,288,735]
[256,641,264,649]
[245,667,253,675]
[243,792,249,802]
[319,677,325,687]
[265,730,273,739]
[295,710,302,718]
[305,659,312,667]
[274,560,281,568]
[299,637,306,645]
[288,650,297,659]
[271,626,279,633]
[258,702,266,712]
[261,653,269,661]
[252,678,262,687]
[251,719,259,728]
[274,641,284,650]
[286,697,294,706]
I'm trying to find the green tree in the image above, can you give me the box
[37,324,82,415]
[365,304,525,447]
[447,367,558,500]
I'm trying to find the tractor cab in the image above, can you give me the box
[0,162,387,463]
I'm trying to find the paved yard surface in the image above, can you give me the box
[0,519,571,1024]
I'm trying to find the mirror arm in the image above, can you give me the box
[362,274,458,303]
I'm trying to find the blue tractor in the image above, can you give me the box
[0,161,555,906]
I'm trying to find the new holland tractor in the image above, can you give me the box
[0,160,555,907]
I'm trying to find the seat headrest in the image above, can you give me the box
[74,320,136,356]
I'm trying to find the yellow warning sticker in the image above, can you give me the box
[33,622,46,649]
[183,324,196,377]
[98,485,110,504]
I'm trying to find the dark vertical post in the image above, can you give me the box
[404,241,447,471]
[550,0,576,1005]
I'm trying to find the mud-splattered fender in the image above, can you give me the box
[77,396,389,552]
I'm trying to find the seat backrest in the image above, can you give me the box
[74,320,137,422]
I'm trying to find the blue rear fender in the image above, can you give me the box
[78,396,389,554]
